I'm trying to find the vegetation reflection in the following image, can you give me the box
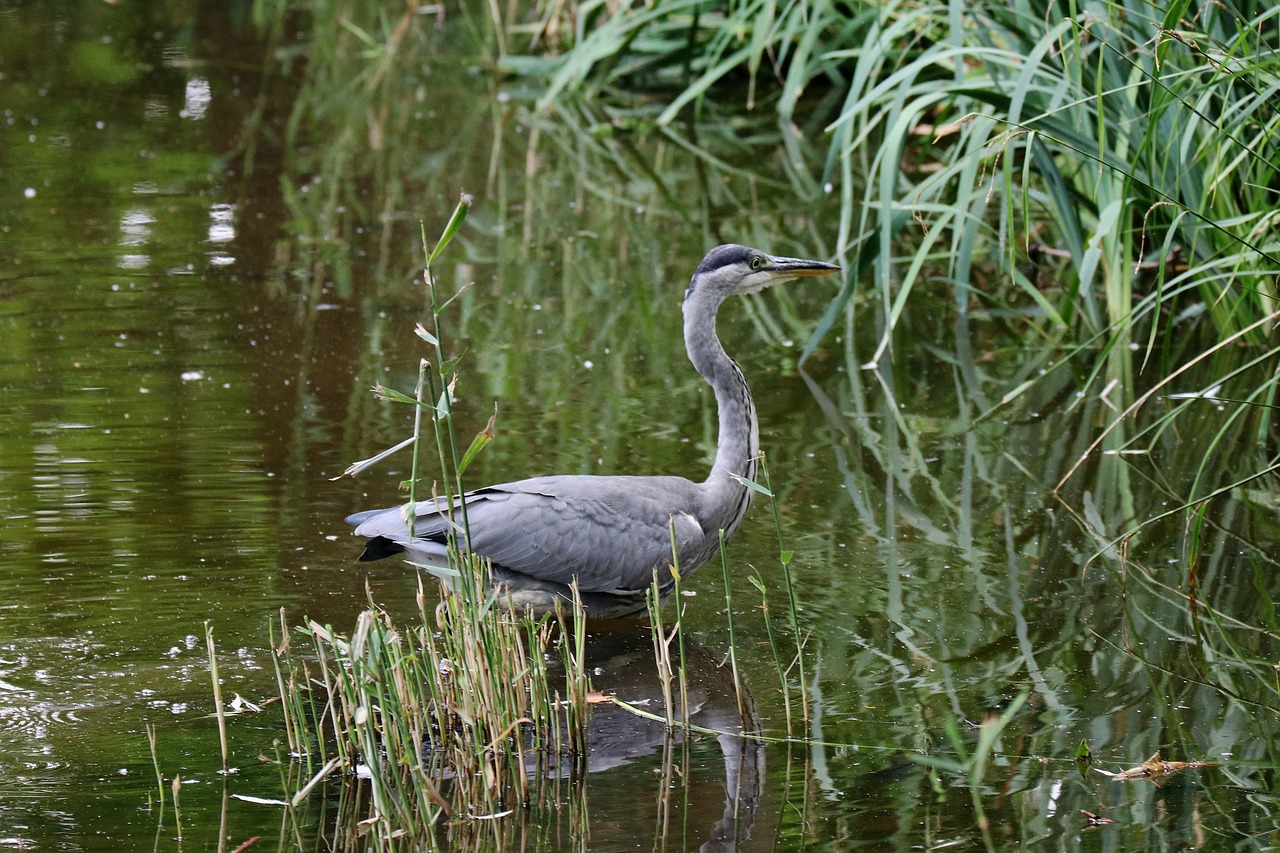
[236,0,1278,848]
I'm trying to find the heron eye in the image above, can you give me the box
[750,256,763,270]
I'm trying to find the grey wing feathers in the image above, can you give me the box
[346,475,708,594]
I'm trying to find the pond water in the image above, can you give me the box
[2,3,1278,851]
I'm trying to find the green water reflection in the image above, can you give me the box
[1,2,1277,851]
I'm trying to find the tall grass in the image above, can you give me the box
[498,0,1280,535]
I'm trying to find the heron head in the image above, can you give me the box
[686,244,840,301]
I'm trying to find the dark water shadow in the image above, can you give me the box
[572,624,767,852]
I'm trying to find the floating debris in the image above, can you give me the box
[1096,750,1215,783]
[1080,810,1115,827]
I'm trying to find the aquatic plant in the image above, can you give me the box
[496,0,1280,567]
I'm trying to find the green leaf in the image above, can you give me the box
[428,194,471,266]
[337,18,379,50]
[376,384,427,406]
[495,55,559,77]
[729,472,773,497]
[1076,738,1093,778]
[375,384,444,417]
[409,559,459,578]
[457,412,496,477]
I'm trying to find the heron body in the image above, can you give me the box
[346,244,839,618]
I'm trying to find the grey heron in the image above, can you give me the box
[346,244,840,618]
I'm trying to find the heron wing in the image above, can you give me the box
[347,474,708,594]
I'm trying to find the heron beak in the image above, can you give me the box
[769,256,841,280]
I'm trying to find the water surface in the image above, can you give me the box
[2,3,1277,850]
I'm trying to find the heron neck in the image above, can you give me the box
[684,293,759,529]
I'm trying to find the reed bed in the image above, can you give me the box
[495,0,1280,521]
[267,584,588,844]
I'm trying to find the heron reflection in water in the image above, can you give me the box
[346,244,840,618]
